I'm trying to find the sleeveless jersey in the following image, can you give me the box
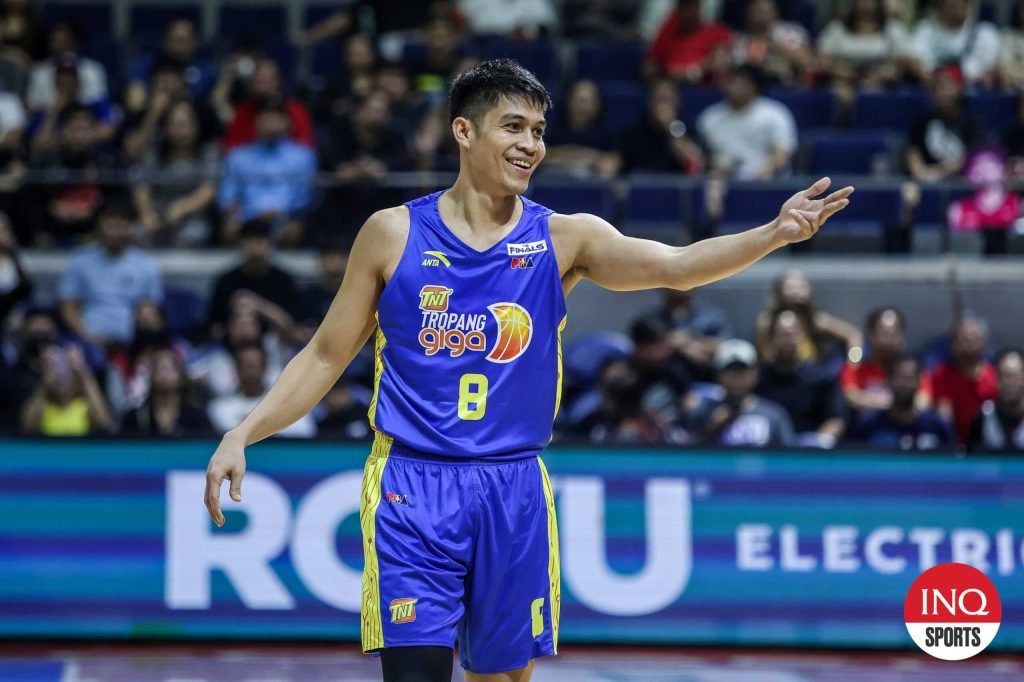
[368,191,568,459]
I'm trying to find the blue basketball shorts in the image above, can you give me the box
[359,433,560,674]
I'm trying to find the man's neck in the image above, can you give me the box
[444,179,520,231]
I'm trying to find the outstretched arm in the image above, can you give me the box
[563,177,853,292]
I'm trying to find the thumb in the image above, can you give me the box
[229,470,244,502]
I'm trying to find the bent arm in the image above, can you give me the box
[225,211,395,446]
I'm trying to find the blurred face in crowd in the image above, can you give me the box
[745,0,778,33]
[255,108,290,143]
[931,69,964,112]
[135,301,164,331]
[771,311,805,365]
[61,111,95,154]
[152,67,188,99]
[675,0,702,31]
[236,346,267,397]
[424,18,458,56]
[869,309,903,358]
[54,67,79,101]
[457,96,546,196]
[853,0,883,23]
[951,318,986,365]
[376,65,411,106]
[97,210,134,255]
[889,358,921,409]
[19,312,59,361]
[344,34,376,74]
[354,92,392,133]
[938,0,969,28]
[633,335,672,371]
[719,363,757,401]
[250,60,281,99]
[150,348,184,395]
[164,19,197,62]
[724,71,758,109]
[226,311,262,348]
[997,352,1024,406]
[648,79,680,125]
[48,22,78,55]
[164,101,199,151]
[319,249,349,287]
[566,80,601,128]
[239,233,272,269]
[777,269,811,307]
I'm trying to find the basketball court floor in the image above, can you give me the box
[1,645,1021,682]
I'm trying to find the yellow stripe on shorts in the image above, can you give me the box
[360,432,393,651]
[537,455,561,652]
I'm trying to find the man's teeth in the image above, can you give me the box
[508,159,532,168]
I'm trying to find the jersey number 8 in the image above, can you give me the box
[458,373,489,420]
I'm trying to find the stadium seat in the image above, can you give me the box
[41,2,113,41]
[820,184,901,234]
[486,41,559,83]
[130,4,201,38]
[852,90,931,131]
[767,88,837,130]
[217,5,288,42]
[163,288,207,337]
[680,86,722,131]
[529,181,615,221]
[575,42,645,84]
[599,81,647,133]
[713,184,794,232]
[624,175,698,233]
[966,92,1019,138]
[563,331,633,387]
[915,185,975,231]
[807,131,894,175]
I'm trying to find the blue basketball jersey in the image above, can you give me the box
[368,191,568,459]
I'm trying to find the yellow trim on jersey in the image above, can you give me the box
[367,316,387,429]
[360,432,393,652]
[537,456,560,652]
[553,315,568,420]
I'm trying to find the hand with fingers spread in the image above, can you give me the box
[204,432,247,527]
[774,177,855,244]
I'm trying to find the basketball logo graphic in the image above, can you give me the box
[486,302,533,363]
[904,562,1001,661]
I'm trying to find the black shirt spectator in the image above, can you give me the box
[967,349,1024,452]
[543,79,621,178]
[906,65,980,182]
[620,78,702,174]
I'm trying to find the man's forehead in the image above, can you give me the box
[488,97,546,124]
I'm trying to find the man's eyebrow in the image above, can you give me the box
[498,113,546,126]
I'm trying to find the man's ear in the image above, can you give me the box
[452,116,473,148]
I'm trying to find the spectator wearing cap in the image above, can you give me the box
[967,349,1024,452]
[645,0,733,83]
[57,199,163,349]
[929,316,998,445]
[26,21,108,112]
[904,0,1000,87]
[206,218,300,343]
[222,58,314,150]
[218,98,316,246]
[126,17,215,108]
[696,64,797,179]
[688,338,795,447]
[905,64,980,184]
[848,356,953,450]
[620,78,703,174]
[757,310,846,448]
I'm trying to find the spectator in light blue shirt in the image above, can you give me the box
[218,97,316,246]
[58,199,164,348]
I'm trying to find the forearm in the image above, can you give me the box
[80,371,112,430]
[667,223,784,290]
[227,342,346,446]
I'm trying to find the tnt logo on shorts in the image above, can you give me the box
[904,562,1002,660]
[390,598,418,624]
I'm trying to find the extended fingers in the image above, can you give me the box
[799,176,832,198]
[820,198,851,222]
[789,209,816,233]
[822,185,855,204]
[205,472,225,527]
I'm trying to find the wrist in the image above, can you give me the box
[224,428,250,449]
[763,221,787,249]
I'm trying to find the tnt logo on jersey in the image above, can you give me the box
[417,286,533,363]
[389,598,418,624]
[419,285,453,312]
[511,256,534,269]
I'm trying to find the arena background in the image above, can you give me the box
[1,0,1024,680]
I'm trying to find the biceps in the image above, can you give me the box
[583,233,678,291]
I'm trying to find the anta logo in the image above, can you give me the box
[390,598,418,624]
[385,491,409,505]
[511,256,535,269]
[507,240,547,256]
[419,285,453,312]
[421,250,450,267]
[418,296,533,363]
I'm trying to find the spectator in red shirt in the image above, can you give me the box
[841,307,931,414]
[930,316,998,445]
[645,0,733,84]
[222,58,313,150]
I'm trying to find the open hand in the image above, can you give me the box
[204,434,247,527]
[775,177,854,244]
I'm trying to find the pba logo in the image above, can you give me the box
[904,562,1002,660]
[390,598,418,624]
[419,285,452,312]
[511,256,535,269]
[385,491,409,505]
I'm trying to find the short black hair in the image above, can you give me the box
[448,58,552,125]
[240,218,274,240]
[866,306,905,334]
[99,196,138,221]
[630,315,668,345]
[891,353,921,375]
[730,64,766,93]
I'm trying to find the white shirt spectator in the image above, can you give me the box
[208,394,317,438]
[818,19,908,66]
[697,97,797,180]
[26,56,109,111]
[905,16,1000,83]
[0,92,25,138]
[457,0,557,37]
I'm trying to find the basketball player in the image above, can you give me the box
[204,59,853,682]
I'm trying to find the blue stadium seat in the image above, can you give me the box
[487,41,559,83]
[715,185,794,232]
[808,131,893,174]
[163,288,207,336]
[916,185,975,231]
[767,88,837,130]
[680,86,722,131]
[624,176,698,232]
[529,181,615,220]
[42,2,113,40]
[598,81,647,132]
[966,92,1018,138]
[218,5,288,42]
[130,4,201,37]
[852,90,931,131]
[564,331,633,387]
[821,184,901,233]
[575,42,644,83]
[83,38,121,90]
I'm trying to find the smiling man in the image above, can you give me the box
[203,59,853,682]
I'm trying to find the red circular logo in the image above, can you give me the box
[904,562,1001,660]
